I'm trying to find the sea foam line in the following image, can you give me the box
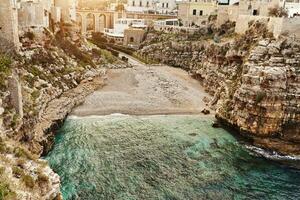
[68,113,130,119]
[245,145,300,161]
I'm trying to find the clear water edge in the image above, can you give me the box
[45,114,300,200]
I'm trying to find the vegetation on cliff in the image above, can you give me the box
[0,26,122,199]
[137,21,300,155]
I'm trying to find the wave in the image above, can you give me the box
[68,113,130,119]
[245,145,300,161]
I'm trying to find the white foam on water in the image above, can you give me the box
[68,113,130,119]
[245,145,300,161]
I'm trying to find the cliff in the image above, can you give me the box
[137,22,300,155]
[0,29,127,199]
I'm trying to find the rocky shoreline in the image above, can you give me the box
[29,75,106,156]
[137,22,300,156]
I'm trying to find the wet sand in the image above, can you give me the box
[72,56,211,116]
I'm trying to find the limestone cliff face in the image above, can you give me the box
[138,26,300,155]
[0,30,122,199]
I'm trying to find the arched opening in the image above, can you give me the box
[76,13,82,33]
[130,37,134,43]
[87,13,95,32]
[99,14,106,32]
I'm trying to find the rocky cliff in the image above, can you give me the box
[137,22,300,155]
[0,28,127,199]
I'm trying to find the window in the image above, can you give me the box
[193,9,197,15]
[162,3,165,7]
[132,1,135,6]
[166,3,169,8]
[195,0,197,2]
[199,10,203,15]
[130,37,134,43]
[140,1,142,6]
[253,9,258,15]
[146,1,149,7]
[166,21,174,25]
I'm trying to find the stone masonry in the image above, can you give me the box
[0,0,20,52]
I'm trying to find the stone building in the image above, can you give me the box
[238,0,283,16]
[156,0,178,14]
[178,0,218,26]
[126,0,157,13]
[123,28,146,48]
[54,0,77,23]
[0,0,20,51]
[285,0,300,17]
[18,0,53,33]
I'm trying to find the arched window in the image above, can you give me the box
[130,37,134,42]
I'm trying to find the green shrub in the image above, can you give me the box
[21,174,35,188]
[0,144,7,154]
[12,166,24,177]
[255,91,266,104]
[31,90,40,100]
[100,49,117,63]
[0,55,11,74]
[37,172,49,185]
[0,55,12,90]
[16,158,27,168]
[53,35,96,68]
[0,167,5,176]
[14,147,37,160]
[0,183,16,200]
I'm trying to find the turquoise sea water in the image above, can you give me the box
[45,115,300,200]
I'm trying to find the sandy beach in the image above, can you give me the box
[72,55,211,116]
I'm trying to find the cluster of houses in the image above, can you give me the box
[0,0,77,51]
[0,0,300,52]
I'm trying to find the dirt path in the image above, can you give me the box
[72,56,211,116]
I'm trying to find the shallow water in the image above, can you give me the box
[46,115,300,200]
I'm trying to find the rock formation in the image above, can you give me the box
[0,28,129,199]
[137,22,300,155]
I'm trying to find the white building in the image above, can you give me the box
[284,0,300,17]
[126,0,178,14]
[156,0,177,14]
[126,0,156,13]
[104,18,148,43]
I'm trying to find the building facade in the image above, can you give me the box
[54,0,77,23]
[0,0,19,51]
[18,0,52,32]
[126,0,156,13]
[156,0,177,14]
[178,0,218,26]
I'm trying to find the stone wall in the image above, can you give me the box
[54,0,77,23]
[216,5,239,27]
[281,17,300,39]
[18,1,50,32]
[123,28,145,47]
[0,0,19,51]
[235,15,300,39]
